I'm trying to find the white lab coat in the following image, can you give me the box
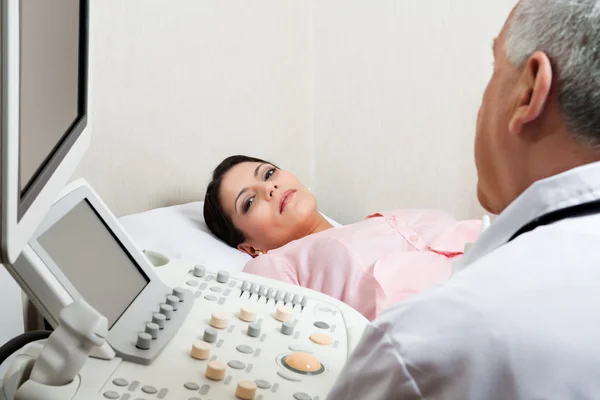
[327,161,600,400]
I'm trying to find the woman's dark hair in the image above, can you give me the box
[204,155,275,248]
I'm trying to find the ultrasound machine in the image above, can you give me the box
[0,1,369,399]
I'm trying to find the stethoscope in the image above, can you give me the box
[508,199,600,242]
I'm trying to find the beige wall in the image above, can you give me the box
[312,1,514,223]
[75,0,315,216]
[76,0,516,222]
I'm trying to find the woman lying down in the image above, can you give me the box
[203,155,480,320]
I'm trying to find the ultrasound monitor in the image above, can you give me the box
[36,200,149,329]
[1,0,91,264]
[14,179,193,364]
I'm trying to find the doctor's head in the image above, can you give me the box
[204,155,328,256]
[475,0,600,214]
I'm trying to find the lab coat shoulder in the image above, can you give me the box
[327,254,513,400]
[325,321,424,399]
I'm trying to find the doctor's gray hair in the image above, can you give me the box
[506,0,600,147]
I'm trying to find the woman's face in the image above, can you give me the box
[220,161,319,255]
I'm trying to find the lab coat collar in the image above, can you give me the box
[458,161,600,269]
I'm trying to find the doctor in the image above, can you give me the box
[327,0,600,399]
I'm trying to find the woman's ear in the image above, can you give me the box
[238,242,262,257]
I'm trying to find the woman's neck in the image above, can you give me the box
[307,214,334,236]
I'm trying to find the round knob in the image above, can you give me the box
[145,323,159,339]
[210,312,229,329]
[239,306,257,322]
[247,323,261,338]
[205,360,226,381]
[283,352,324,375]
[152,313,166,329]
[172,287,186,301]
[276,306,293,322]
[248,322,260,337]
[136,332,152,350]
[236,380,257,400]
[159,304,173,320]
[281,321,294,336]
[166,295,179,311]
[193,264,206,277]
[216,270,230,283]
[203,327,218,343]
[191,341,211,360]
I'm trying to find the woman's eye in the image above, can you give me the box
[265,168,276,180]
[243,196,254,213]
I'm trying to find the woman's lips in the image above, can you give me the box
[280,190,296,213]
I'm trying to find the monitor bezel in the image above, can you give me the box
[1,0,92,264]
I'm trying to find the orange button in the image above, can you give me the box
[283,352,323,374]
[310,333,333,345]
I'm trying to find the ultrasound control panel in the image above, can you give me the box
[91,262,366,400]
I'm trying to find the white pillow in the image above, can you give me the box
[118,201,341,273]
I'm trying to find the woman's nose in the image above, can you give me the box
[265,183,278,199]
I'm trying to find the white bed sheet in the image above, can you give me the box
[119,201,340,273]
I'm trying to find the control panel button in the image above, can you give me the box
[276,291,285,302]
[310,333,333,345]
[159,304,173,320]
[152,313,166,329]
[250,283,260,294]
[275,306,293,322]
[103,391,120,399]
[236,380,257,400]
[247,323,261,338]
[282,352,324,375]
[259,286,268,297]
[236,345,254,354]
[193,264,206,277]
[301,296,308,308]
[205,360,226,381]
[292,294,301,305]
[136,332,152,350]
[172,287,186,301]
[281,321,294,336]
[241,281,250,292]
[191,340,211,360]
[314,321,330,330]
[239,306,257,322]
[254,380,271,390]
[203,327,218,343]
[216,270,230,283]
[210,312,229,329]
[294,393,313,400]
[184,382,200,391]
[166,295,180,310]
[267,288,277,299]
[228,360,246,370]
[284,292,293,303]
[145,322,159,339]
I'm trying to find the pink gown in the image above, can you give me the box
[243,209,481,320]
